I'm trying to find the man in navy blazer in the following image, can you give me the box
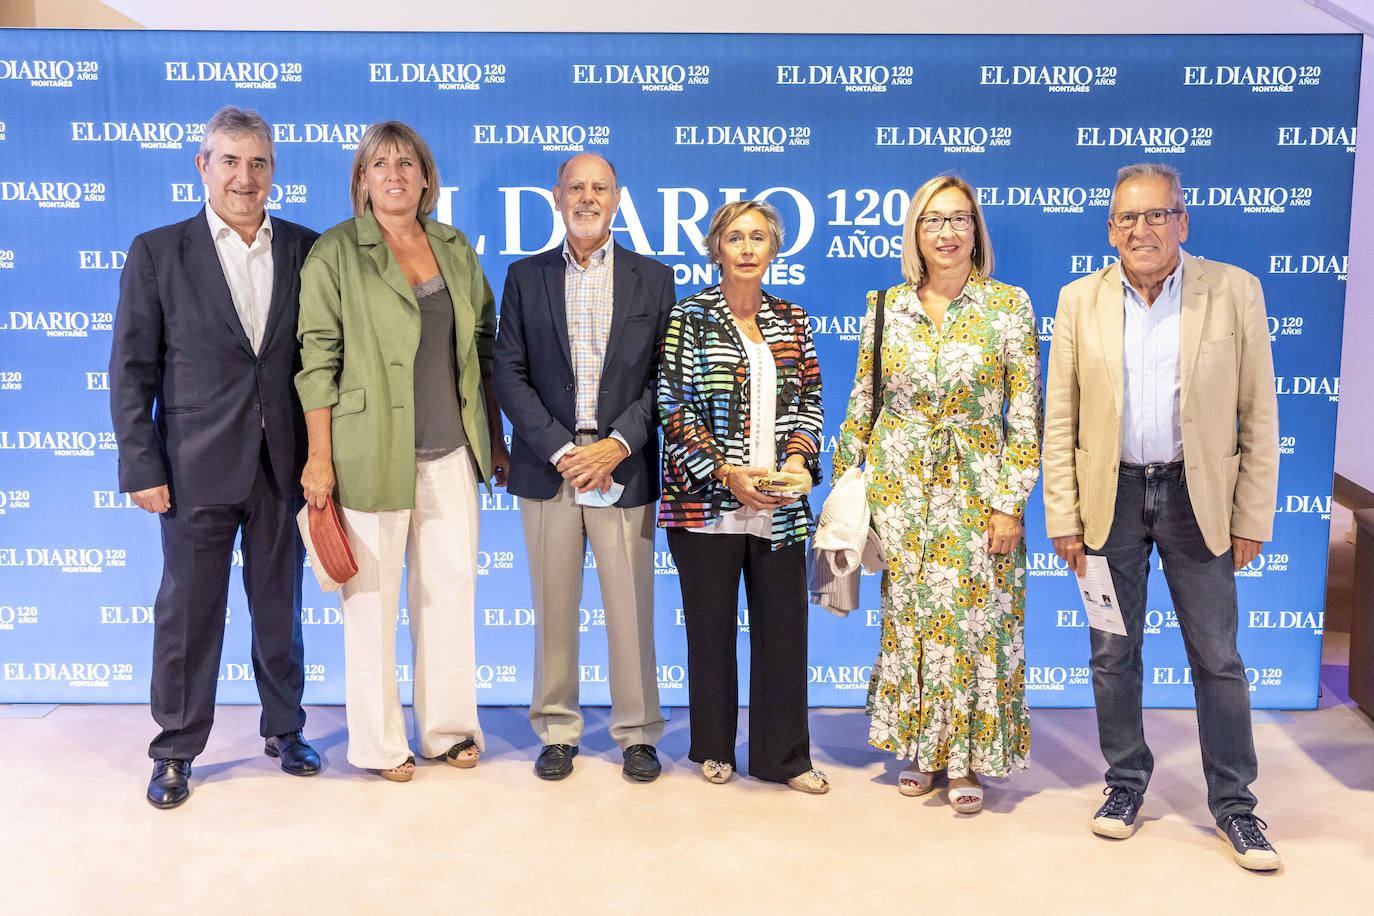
[494,153,675,782]
[109,107,321,809]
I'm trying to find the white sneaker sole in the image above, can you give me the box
[1091,816,1136,839]
[1215,826,1281,870]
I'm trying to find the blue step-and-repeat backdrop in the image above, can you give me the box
[0,30,1359,708]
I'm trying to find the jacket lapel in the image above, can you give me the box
[1178,251,1208,411]
[423,217,474,353]
[184,209,254,356]
[357,208,420,313]
[758,293,796,393]
[601,243,637,373]
[1095,263,1125,419]
[541,247,574,369]
[260,220,296,352]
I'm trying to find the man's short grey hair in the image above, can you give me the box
[199,106,275,163]
[557,154,618,187]
[1113,162,1184,209]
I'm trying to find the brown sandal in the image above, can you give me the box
[378,755,415,782]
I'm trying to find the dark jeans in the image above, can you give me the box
[1086,462,1258,823]
[666,528,813,782]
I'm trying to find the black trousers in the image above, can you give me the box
[148,440,306,760]
[666,528,812,782]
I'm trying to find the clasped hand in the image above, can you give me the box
[723,455,808,511]
[557,437,627,493]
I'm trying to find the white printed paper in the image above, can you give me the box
[1076,555,1127,636]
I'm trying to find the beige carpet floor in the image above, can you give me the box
[3,508,1370,912]
[2,639,1371,916]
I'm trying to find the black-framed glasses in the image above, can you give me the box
[917,212,974,233]
[1109,208,1184,230]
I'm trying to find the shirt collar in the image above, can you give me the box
[561,235,613,270]
[1119,255,1183,301]
[206,205,272,245]
[891,273,983,315]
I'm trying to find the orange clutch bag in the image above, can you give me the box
[296,496,358,592]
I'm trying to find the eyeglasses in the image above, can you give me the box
[917,212,974,234]
[1109,208,1184,230]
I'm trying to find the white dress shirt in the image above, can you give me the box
[1120,257,1184,464]
[205,206,274,355]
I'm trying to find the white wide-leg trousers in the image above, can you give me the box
[338,447,484,769]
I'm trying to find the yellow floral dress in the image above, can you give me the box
[833,276,1042,776]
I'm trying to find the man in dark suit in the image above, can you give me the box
[494,153,675,782]
[109,107,321,809]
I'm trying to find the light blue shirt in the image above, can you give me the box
[1120,257,1185,464]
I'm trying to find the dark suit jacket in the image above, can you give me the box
[493,242,676,507]
[109,209,319,506]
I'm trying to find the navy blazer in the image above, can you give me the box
[109,209,319,506]
[493,242,676,507]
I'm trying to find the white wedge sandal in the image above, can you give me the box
[948,784,984,814]
[897,766,935,797]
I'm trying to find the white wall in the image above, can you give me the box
[96,0,1355,32]
[70,1,1374,493]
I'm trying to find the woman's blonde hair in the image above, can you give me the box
[899,174,994,286]
[349,121,440,218]
[703,199,784,266]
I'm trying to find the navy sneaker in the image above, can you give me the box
[1090,785,1143,839]
[1216,814,1281,871]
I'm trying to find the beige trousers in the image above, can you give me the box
[521,481,663,748]
[338,447,484,769]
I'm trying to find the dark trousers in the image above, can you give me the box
[149,441,306,760]
[1086,462,1259,822]
[666,528,812,782]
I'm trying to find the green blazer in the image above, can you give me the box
[296,207,495,511]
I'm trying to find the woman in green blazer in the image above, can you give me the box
[296,121,508,782]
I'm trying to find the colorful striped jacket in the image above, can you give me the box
[657,285,823,548]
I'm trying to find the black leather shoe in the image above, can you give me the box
[535,743,578,780]
[147,759,191,809]
[264,732,321,776]
[622,744,661,782]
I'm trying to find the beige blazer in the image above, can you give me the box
[1042,252,1279,556]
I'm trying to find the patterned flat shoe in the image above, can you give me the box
[787,768,830,795]
[701,760,734,784]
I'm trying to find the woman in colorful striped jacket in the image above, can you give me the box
[657,199,827,793]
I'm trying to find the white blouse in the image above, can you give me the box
[692,336,777,538]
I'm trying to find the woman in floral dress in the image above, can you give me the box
[833,175,1042,813]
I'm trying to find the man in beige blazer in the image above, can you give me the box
[1043,163,1280,870]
